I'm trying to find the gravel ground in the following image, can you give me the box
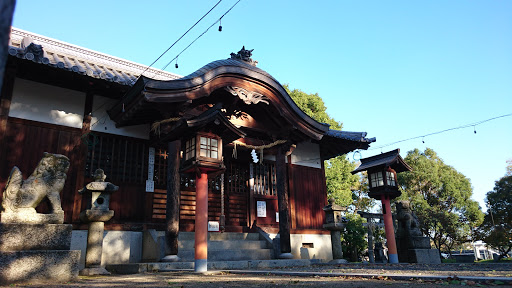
[303,263,512,278]
[4,271,510,288]
[3,263,512,288]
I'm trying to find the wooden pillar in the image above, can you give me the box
[0,61,15,188]
[72,90,93,223]
[195,171,208,272]
[162,139,181,262]
[276,144,292,258]
[382,196,398,263]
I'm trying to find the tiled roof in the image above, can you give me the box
[8,27,181,85]
[324,129,376,143]
[352,148,412,174]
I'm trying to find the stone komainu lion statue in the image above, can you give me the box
[396,201,423,238]
[1,153,70,223]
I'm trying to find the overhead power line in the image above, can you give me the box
[133,0,224,83]
[161,0,243,71]
[368,113,512,151]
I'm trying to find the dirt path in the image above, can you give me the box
[4,270,511,288]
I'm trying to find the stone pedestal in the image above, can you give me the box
[397,234,441,264]
[79,210,114,275]
[323,222,346,262]
[0,224,79,284]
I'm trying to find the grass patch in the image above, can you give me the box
[476,258,512,263]
[442,259,456,263]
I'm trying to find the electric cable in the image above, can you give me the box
[368,113,512,151]
[161,0,243,71]
[133,0,223,83]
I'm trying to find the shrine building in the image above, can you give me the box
[0,27,375,267]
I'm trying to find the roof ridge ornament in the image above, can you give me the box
[230,46,258,66]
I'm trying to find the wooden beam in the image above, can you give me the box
[276,143,292,256]
[72,90,93,222]
[165,139,181,258]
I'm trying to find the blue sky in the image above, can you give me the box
[12,1,512,211]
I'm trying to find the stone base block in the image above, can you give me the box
[0,250,80,284]
[408,249,441,264]
[0,224,72,251]
[410,236,431,249]
[80,266,111,276]
[1,210,64,224]
[453,254,475,263]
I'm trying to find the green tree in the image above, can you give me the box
[284,85,341,130]
[476,175,512,260]
[324,156,359,207]
[341,213,367,262]
[397,148,484,257]
[506,158,512,176]
[351,171,376,213]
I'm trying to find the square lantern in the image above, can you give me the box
[181,132,224,174]
[352,149,412,201]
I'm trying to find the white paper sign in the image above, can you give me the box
[145,180,154,192]
[148,147,155,165]
[208,221,220,232]
[148,163,154,180]
[276,212,279,223]
[257,201,266,217]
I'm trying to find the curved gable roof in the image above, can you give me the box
[110,57,331,140]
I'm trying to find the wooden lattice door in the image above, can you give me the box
[224,161,249,227]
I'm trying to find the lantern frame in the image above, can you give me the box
[181,131,224,174]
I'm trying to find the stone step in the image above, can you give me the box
[106,259,316,274]
[177,248,272,262]
[179,239,268,250]
[178,232,261,241]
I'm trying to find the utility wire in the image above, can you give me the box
[368,113,512,151]
[133,0,223,83]
[87,1,224,119]
[161,0,243,71]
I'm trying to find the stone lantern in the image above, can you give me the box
[351,149,412,263]
[78,169,119,275]
[323,198,348,262]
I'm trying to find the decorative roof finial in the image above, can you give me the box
[230,46,258,66]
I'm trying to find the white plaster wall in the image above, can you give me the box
[71,230,143,268]
[268,233,333,260]
[91,95,150,139]
[9,78,85,128]
[291,140,322,168]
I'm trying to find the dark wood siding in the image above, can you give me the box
[0,117,81,223]
[290,164,327,229]
[0,117,150,225]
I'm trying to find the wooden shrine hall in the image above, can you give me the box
[107,47,375,264]
[2,28,374,266]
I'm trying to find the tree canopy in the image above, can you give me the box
[284,85,342,130]
[397,148,484,255]
[476,175,512,260]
